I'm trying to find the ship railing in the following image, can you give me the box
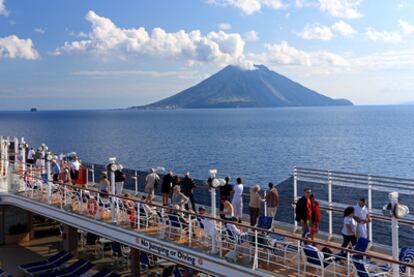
[293,166,414,243]
[6,167,414,276]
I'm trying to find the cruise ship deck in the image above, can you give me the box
[1,136,413,277]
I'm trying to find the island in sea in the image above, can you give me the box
[129,64,353,109]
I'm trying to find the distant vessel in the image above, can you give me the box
[30,108,37,112]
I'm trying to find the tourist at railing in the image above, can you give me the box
[232,177,244,223]
[220,199,237,222]
[27,147,35,165]
[219,176,233,212]
[341,206,357,252]
[265,182,279,221]
[249,184,264,226]
[171,185,189,210]
[354,198,370,239]
[51,159,60,183]
[162,171,174,206]
[70,155,81,186]
[99,173,110,193]
[295,187,312,238]
[181,171,197,213]
[114,165,126,195]
[145,168,160,204]
[309,194,320,240]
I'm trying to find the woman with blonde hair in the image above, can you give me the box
[249,184,263,226]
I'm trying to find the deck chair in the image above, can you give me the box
[302,244,337,277]
[378,247,414,274]
[22,253,74,276]
[224,223,248,252]
[0,268,4,277]
[256,216,273,231]
[353,257,388,277]
[91,268,111,277]
[167,214,188,240]
[107,273,121,277]
[353,237,371,260]
[40,259,92,277]
[19,251,69,270]
[266,233,297,263]
[138,205,155,228]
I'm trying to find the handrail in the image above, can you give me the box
[12,169,414,270]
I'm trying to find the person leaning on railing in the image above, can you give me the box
[249,184,264,226]
[265,182,279,220]
[295,187,312,238]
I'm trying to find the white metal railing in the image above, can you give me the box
[2,161,413,276]
[1,136,414,276]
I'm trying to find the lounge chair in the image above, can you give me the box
[255,215,273,231]
[107,273,121,277]
[38,259,90,277]
[91,268,111,277]
[22,253,74,276]
[60,261,94,277]
[0,268,5,277]
[19,251,69,270]
[302,244,337,277]
[378,247,414,274]
[353,257,388,277]
[167,214,188,240]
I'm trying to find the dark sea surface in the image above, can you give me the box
[1,105,414,245]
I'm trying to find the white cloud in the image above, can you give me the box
[55,11,252,68]
[331,20,356,37]
[206,0,284,15]
[365,20,414,44]
[298,21,356,40]
[399,20,414,36]
[218,22,232,30]
[319,0,363,19]
[0,35,40,60]
[298,23,333,40]
[34,28,46,34]
[251,41,349,67]
[243,30,259,41]
[0,0,8,16]
[296,0,363,19]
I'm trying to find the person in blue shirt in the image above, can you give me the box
[51,159,60,183]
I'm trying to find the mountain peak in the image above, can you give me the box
[132,64,353,109]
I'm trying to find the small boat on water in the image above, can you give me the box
[30,108,37,112]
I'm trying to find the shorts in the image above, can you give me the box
[70,170,79,181]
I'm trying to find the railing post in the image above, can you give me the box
[211,187,217,254]
[252,229,258,270]
[136,202,140,230]
[297,240,301,276]
[188,214,192,246]
[390,192,400,277]
[368,176,373,242]
[264,189,267,217]
[293,167,298,231]
[346,250,351,277]
[91,164,95,186]
[13,137,18,170]
[47,159,52,204]
[328,171,333,240]
[110,169,116,223]
[20,138,26,173]
[134,171,138,195]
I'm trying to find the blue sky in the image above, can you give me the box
[1,0,414,110]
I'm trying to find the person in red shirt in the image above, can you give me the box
[309,194,320,240]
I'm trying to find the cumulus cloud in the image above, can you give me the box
[0,0,8,16]
[206,0,284,15]
[34,28,46,34]
[243,30,259,41]
[54,11,252,68]
[218,22,232,30]
[331,20,356,37]
[251,41,349,67]
[0,35,40,60]
[296,0,363,19]
[298,24,333,40]
[365,20,414,44]
[298,21,356,40]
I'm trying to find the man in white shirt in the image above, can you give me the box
[27,147,35,164]
[231,177,244,221]
[354,198,370,239]
[145,168,160,204]
[70,156,81,185]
